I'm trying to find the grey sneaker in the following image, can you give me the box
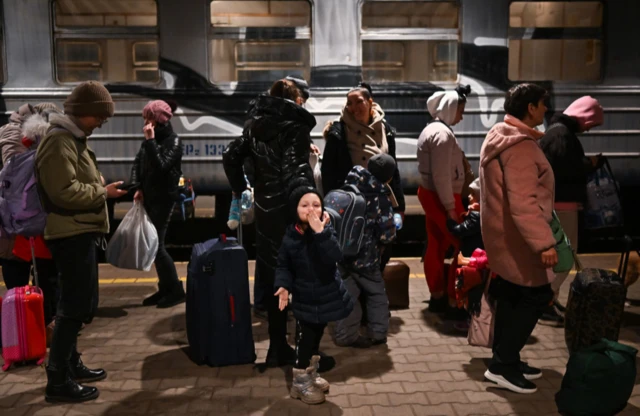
[290,367,326,404]
[309,355,330,392]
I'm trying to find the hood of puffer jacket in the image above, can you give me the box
[480,117,541,168]
[344,165,386,195]
[245,94,316,142]
[10,104,35,124]
[427,90,460,125]
[22,114,51,146]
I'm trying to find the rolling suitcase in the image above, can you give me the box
[186,231,256,367]
[383,261,410,309]
[564,250,629,354]
[2,237,47,371]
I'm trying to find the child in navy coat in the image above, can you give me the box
[274,184,354,405]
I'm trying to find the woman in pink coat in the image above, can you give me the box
[479,83,558,394]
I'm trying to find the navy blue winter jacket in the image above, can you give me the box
[274,224,354,324]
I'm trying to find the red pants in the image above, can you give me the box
[418,187,464,301]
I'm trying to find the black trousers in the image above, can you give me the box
[2,258,59,326]
[266,290,289,354]
[295,320,326,369]
[146,201,183,296]
[254,203,289,349]
[489,277,553,371]
[46,232,101,371]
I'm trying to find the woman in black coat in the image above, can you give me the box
[223,79,315,367]
[131,100,185,309]
[321,83,405,269]
[539,95,604,324]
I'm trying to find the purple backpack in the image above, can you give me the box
[0,149,46,237]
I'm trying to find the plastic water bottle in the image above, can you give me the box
[240,189,252,211]
[393,213,403,230]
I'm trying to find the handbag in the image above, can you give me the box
[550,211,574,273]
[468,275,495,348]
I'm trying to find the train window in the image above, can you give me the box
[209,1,311,83]
[55,0,157,27]
[508,2,603,81]
[362,1,458,29]
[509,2,602,28]
[361,1,460,83]
[53,0,159,84]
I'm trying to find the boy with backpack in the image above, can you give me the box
[333,153,397,348]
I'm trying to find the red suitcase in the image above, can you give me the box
[1,237,47,371]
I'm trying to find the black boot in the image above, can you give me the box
[45,366,99,403]
[69,352,107,383]
[142,291,164,306]
[266,344,296,367]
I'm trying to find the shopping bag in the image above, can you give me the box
[106,202,158,271]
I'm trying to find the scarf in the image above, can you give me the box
[341,102,388,168]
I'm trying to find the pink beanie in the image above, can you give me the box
[563,96,604,132]
[142,100,172,124]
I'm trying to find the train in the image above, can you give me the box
[1,0,639,234]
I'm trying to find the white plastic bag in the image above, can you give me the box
[309,152,323,196]
[106,202,159,271]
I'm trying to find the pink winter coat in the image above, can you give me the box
[479,116,556,287]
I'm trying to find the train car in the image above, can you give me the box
[1,0,639,234]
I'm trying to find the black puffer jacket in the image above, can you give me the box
[447,211,483,257]
[274,224,354,324]
[130,122,182,204]
[223,95,316,284]
[322,119,405,212]
[539,114,598,204]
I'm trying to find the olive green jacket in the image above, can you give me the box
[35,113,108,240]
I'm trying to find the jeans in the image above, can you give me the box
[46,232,101,370]
[1,258,59,325]
[295,320,326,369]
[146,201,183,296]
[489,277,554,371]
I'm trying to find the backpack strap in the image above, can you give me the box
[341,184,362,195]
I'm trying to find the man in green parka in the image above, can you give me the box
[36,81,127,403]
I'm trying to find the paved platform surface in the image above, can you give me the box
[1,254,640,416]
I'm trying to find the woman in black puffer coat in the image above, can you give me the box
[131,100,185,309]
[223,79,315,367]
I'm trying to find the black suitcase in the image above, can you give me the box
[186,233,256,366]
[564,248,632,354]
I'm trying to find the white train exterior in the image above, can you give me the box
[1,0,638,205]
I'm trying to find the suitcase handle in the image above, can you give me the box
[229,294,236,324]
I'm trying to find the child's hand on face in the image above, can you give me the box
[274,287,289,311]
[308,211,329,233]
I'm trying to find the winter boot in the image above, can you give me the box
[310,355,330,392]
[69,351,107,383]
[45,366,99,403]
[290,366,326,404]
